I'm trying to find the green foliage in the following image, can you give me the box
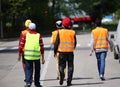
[79,0,120,19]
[1,0,120,38]
[1,0,54,37]
[54,0,83,18]
[102,22,118,31]
[2,0,27,18]
[115,9,120,19]
[25,0,54,33]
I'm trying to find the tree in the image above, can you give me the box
[54,0,83,19]
[1,0,120,38]
[115,9,120,19]
[25,0,54,33]
[53,0,120,20]
[1,0,28,37]
[1,0,54,37]
[79,0,120,20]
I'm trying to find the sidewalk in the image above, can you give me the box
[0,37,51,49]
[0,38,19,47]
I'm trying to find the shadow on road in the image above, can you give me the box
[40,77,93,82]
[107,77,120,81]
[51,82,104,87]
[73,77,93,80]
[42,77,104,87]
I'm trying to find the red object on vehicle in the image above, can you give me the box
[71,16,92,22]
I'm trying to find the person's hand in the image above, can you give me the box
[89,51,93,56]
[54,54,57,58]
[54,53,59,58]
[110,47,113,52]
[42,58,45,64]
[18,54,21,61]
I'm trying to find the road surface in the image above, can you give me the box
[0,32,120,87]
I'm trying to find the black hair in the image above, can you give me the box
[95,19,102,27]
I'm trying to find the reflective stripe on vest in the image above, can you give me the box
[92,28,109,49]
[24,33,41,60]
[58,29,75,52]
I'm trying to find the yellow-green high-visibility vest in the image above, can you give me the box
[24,32,41,60]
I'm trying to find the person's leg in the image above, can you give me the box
[22,54,26,73]
[67,52,74,86]
[64,66,66,79]
[95,52,101,75]
[56,53,60,79]
[25,60,33,86]
[56,52,66,80]
[56,58,60,79]
[22,54,26,81]
[99,52,107,77]
[59,53,66,85]
[34,60,41,87]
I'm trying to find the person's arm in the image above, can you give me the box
[51,32,55,45]
[108,33,113,52]
[90,32,94,56]
[74,33,77,49]
[18,33,26,61]
[54,32,59,56]
[39,35,45,64]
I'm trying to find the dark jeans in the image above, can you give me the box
[95,51,107,77]
[25,60,41,86]
[58,52,74,83]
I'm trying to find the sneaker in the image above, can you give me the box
[24,79,26,82]
[24,84,31,87]
[59,79,63,85]
[39,85,42,87]
[67,81,72,86]
[100,75,105,81]
[67,83,72,86]
[35,85,42,87]
[100,77,105,81]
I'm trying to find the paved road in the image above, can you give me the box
[0,32,120,87]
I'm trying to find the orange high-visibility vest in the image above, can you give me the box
[92,27,109,49]
[58,29,75,52]
[22,29,29,35]
[20,29,30,52]
[51,30,58,45]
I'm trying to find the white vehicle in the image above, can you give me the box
[102,18,112,23]
[111,20,120,63]
[102,15,113,23]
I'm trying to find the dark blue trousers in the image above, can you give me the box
[25,59,41,87]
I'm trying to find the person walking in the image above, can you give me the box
[18,23,45,87]
[18,19,32,81]
[54,18,77,86]
[89,19,113,81]
[51,20,66,80]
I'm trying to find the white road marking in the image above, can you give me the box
[88,43,91,47]
[44,45,50,48]
[0,43,91,51]
[0,47,7,50]
[77,44,80,47]
[10,47,18,49]
[40,45,53,85]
